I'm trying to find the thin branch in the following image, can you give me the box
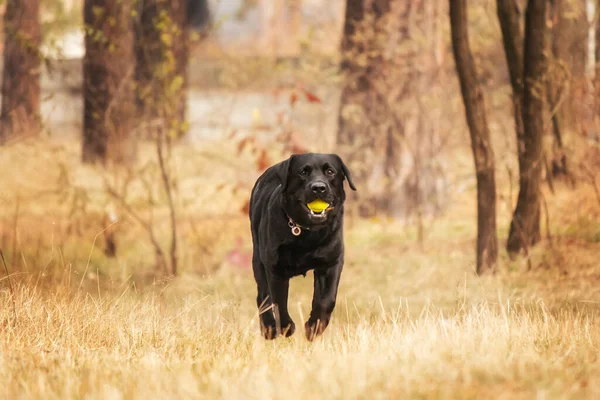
[79,219,120,290]
[541,190,552,247]
[543,151,555,195]
[156,129,178,276]
[104,183,169,273]
[581,163,600,205]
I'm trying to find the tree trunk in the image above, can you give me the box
[135,0,189,139]
[288,0,302,55]
[550,0,587,77]
[337,0,449,220]
[585,0,595,78]
[187,0,211,32]
[0,0,41,145]
[596,1,600,95]
[337,0,395,215]
[506,0,548,256]
[337,0,367,146]
[496,0,526,195]
[82,0,136,165]
[262,0,287,56]
[547,0,586,177]
[450,0,498,274]
[336,0,369,213]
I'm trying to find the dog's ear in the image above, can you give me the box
[333,154,357,191]
[276,154,297,192]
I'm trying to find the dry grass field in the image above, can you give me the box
[1,138,600,399]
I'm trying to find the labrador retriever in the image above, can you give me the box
[249,153,356,340]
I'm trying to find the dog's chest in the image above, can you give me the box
[275,239,338,278]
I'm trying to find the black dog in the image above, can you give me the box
[249,153,356,340]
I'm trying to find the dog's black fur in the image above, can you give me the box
[249,153,356,340]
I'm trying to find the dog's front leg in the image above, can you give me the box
[305,261,343,341]
[267,271,296,338]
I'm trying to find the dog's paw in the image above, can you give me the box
[281,319,296,337]
[304,318,328,341]
[261,324,278,340]
[261,319,296,339]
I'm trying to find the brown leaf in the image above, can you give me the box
[290,92,298,107]
[240,199,250,214]
[302,88,322,104]
[226,130,238,140]
[236,138,248,154]
[256,149,271,171]
[236,137,255,155]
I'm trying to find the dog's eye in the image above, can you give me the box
[299,169,309,177]
[325,168,336,177]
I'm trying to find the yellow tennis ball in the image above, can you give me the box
[307,199,329,212]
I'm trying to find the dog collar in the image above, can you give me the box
[287,216,309,236]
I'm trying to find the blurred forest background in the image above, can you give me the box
[1,1,600,398]
[0,0,598,283]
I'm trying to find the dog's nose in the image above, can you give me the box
[311,181,327,195]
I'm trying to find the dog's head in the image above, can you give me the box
[276,153,356,226]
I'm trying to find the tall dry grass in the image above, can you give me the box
[0,279,599,399]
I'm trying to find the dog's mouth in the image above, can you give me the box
[302,200,334,221]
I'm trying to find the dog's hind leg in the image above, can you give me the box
[252,252,279,339]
